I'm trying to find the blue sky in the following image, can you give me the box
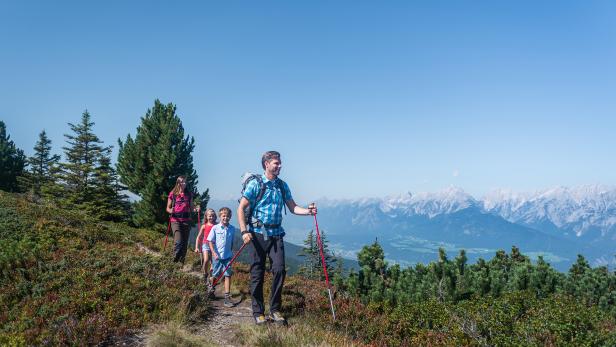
[1,1,615,202]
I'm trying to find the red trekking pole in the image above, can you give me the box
[163,217,172,251]
[314,213,336,321]
[197,209,201,231]
[211,242,249,288]
[197,210,203,253]
[197,209,203,268]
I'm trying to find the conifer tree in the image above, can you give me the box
[117,99,205,227]
[0,121,26,192]
[298,229,337,280]
[25,130,60,195]
[528,256,561,297]
[564,254,594,302]
[358,239,386,275]
[298,229,320,279]
[332,251,346,286]
[60,110,109,206]
[58,110,127,221]
[454,249,473,300]
[354,240,387,302]
[87,147,129,221]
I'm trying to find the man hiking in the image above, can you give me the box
[237,150,317,325]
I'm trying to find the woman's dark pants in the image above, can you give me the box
[172,221,190,263]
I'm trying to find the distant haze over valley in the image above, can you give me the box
[210,184,616,271]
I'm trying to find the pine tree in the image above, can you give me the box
[24,130,60,195]
[0,121,27,192]
[358,239,386,274]
[332,251,346,286]
[60,110,109,206]
[117,99,205,227]
[298,229,337,281]
[454,249,473,301]
[528,256,561,298]
[87,147,129,221]
[354,240,388,303]
[298,229,320,279]
[58,110,127,221]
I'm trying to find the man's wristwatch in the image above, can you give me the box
[241,229,250,235]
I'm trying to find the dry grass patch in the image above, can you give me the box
[144,322,216,347]
[235,319,361,347]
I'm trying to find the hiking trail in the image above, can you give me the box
[135,243,254,346]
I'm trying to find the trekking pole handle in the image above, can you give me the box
[308,202,317,215]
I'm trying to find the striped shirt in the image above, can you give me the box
[243,174,293,237]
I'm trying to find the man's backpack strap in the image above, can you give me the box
[276,178,288,215]
[242,175,264,225]
[254,176,266,210]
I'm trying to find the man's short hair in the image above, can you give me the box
[261,151,281,170]
[219,207,232,216]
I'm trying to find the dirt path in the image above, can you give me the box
[135,243,254,346]
[196,286,254,346]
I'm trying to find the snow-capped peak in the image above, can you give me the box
[317,184,616,238]
[481,184,616,237]
[379,186,477,217]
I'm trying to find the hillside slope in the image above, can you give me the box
[0,192,359,346]
[0,192,208,345]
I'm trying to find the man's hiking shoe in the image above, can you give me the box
[254,315,267,326]
[268,311,287,325]
[223,294,234,308]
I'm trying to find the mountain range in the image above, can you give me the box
[209,184,616,271]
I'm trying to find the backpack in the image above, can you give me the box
[170,192,192,219]
[239,172,287,226]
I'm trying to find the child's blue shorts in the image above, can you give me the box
[201,244,211,254]
[212,258,233,277]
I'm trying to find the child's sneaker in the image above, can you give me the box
[207,283,216,299]
[223,293,234,308]
[268,311,287,325]
[254,314,267,325]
